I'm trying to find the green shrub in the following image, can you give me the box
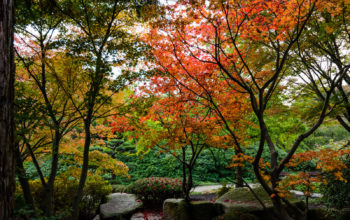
[321,157,350,213]
[108,146,238,184]
[27,174,112,218]
[127,177,182,206]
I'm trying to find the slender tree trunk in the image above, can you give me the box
[271,198,293,220]
[0,0,15,219]
[337,115,350,133]
[186,166,193,202]
[181,148,189,201]
[71,118,92,220]
[26,142,46,186]
[44,130,61,216]
[235,166,243,188]
[15,146,35,210]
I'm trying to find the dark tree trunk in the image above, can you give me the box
[181,148,188,201]
[44,130,61,215]
[15,146,35,210]
[71,117,92,220]
[235,166,243,187]
[337,115,350,133]
[186,166,193,201]
[26,142,46,186]
[0,0,15,219]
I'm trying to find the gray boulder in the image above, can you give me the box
[215,186,305,220]
[100,193,143,220]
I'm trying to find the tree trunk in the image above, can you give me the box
[272,198,294,220]
[0,0,15,219]
[235,166,243,188]
[15,146,35,210]
[44,130,61,216]
[180,148,189,201]
[185,166,193,202]
[71,118,92,220]
[337,115,350,133]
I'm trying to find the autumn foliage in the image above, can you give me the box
[9,0,350,219]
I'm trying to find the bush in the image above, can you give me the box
[321,157,350,210]
[26,173,112,219]
[127,177,182,206]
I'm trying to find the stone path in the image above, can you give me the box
[193,184,322,197]
[192,184,226,193]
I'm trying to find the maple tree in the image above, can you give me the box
[143,0,348,219]
[142,28,251,187]
[13,52,130,217]
[107,82,249,199]
[135,95,231,201]
[50,0,157,218]
[15,13,82,213]
[13,0,155,217]
[15,1,76,215]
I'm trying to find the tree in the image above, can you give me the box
[51,0,156,218]
[145,0,346,219]
[0,0,15,219]
[13,78,46,212]
[15,29,81,215]
[143,21,251,187]
[133,93,234,201]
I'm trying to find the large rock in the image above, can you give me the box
[100,193,143,220]
[163,199,190,220]
[163,199,217,220]
[190,201,218,220]
[215,187,305,220]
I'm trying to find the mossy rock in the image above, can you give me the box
[189,201,217,220]
[215,186,273,213]
[215,186,305,220]
[163,199,218,220]
[163,199,191,220]
[217,186,233,198]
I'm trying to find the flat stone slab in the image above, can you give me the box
[100,193,143,220]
